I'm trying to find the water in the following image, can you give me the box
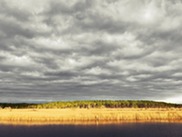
[0,122,182,137]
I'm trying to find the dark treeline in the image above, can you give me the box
[0,100,182,109]
[0,103,35,109]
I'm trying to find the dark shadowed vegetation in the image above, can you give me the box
[0,100,182,109]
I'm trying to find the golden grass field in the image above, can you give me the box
[0,108,182,124]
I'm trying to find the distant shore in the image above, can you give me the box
[0,108,182,125]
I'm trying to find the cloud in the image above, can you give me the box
[0,0,182,103]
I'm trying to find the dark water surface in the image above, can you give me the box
[0,122,182,137]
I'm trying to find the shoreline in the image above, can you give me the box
[0,108,182,125]
[1,120,182,126]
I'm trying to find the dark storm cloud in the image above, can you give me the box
[48,0,94,15]
[0,0,182,103]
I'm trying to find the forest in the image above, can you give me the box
[0,100,181,109]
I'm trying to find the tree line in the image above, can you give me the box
[0,100,181,109]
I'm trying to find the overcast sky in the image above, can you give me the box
[0,0,182,103]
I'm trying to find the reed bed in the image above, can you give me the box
[0,108,182,124]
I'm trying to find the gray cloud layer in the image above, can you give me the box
[0,0,182,103]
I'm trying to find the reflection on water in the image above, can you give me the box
[0,123,182,137]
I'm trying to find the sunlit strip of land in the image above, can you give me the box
[0,100,182,124]
[0,108,182,124]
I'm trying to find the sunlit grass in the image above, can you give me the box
[1,100,182,124]
[0,108,182,123]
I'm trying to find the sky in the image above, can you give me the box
[0,0,182,103]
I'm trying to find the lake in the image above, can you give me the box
[0,122,182,137]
